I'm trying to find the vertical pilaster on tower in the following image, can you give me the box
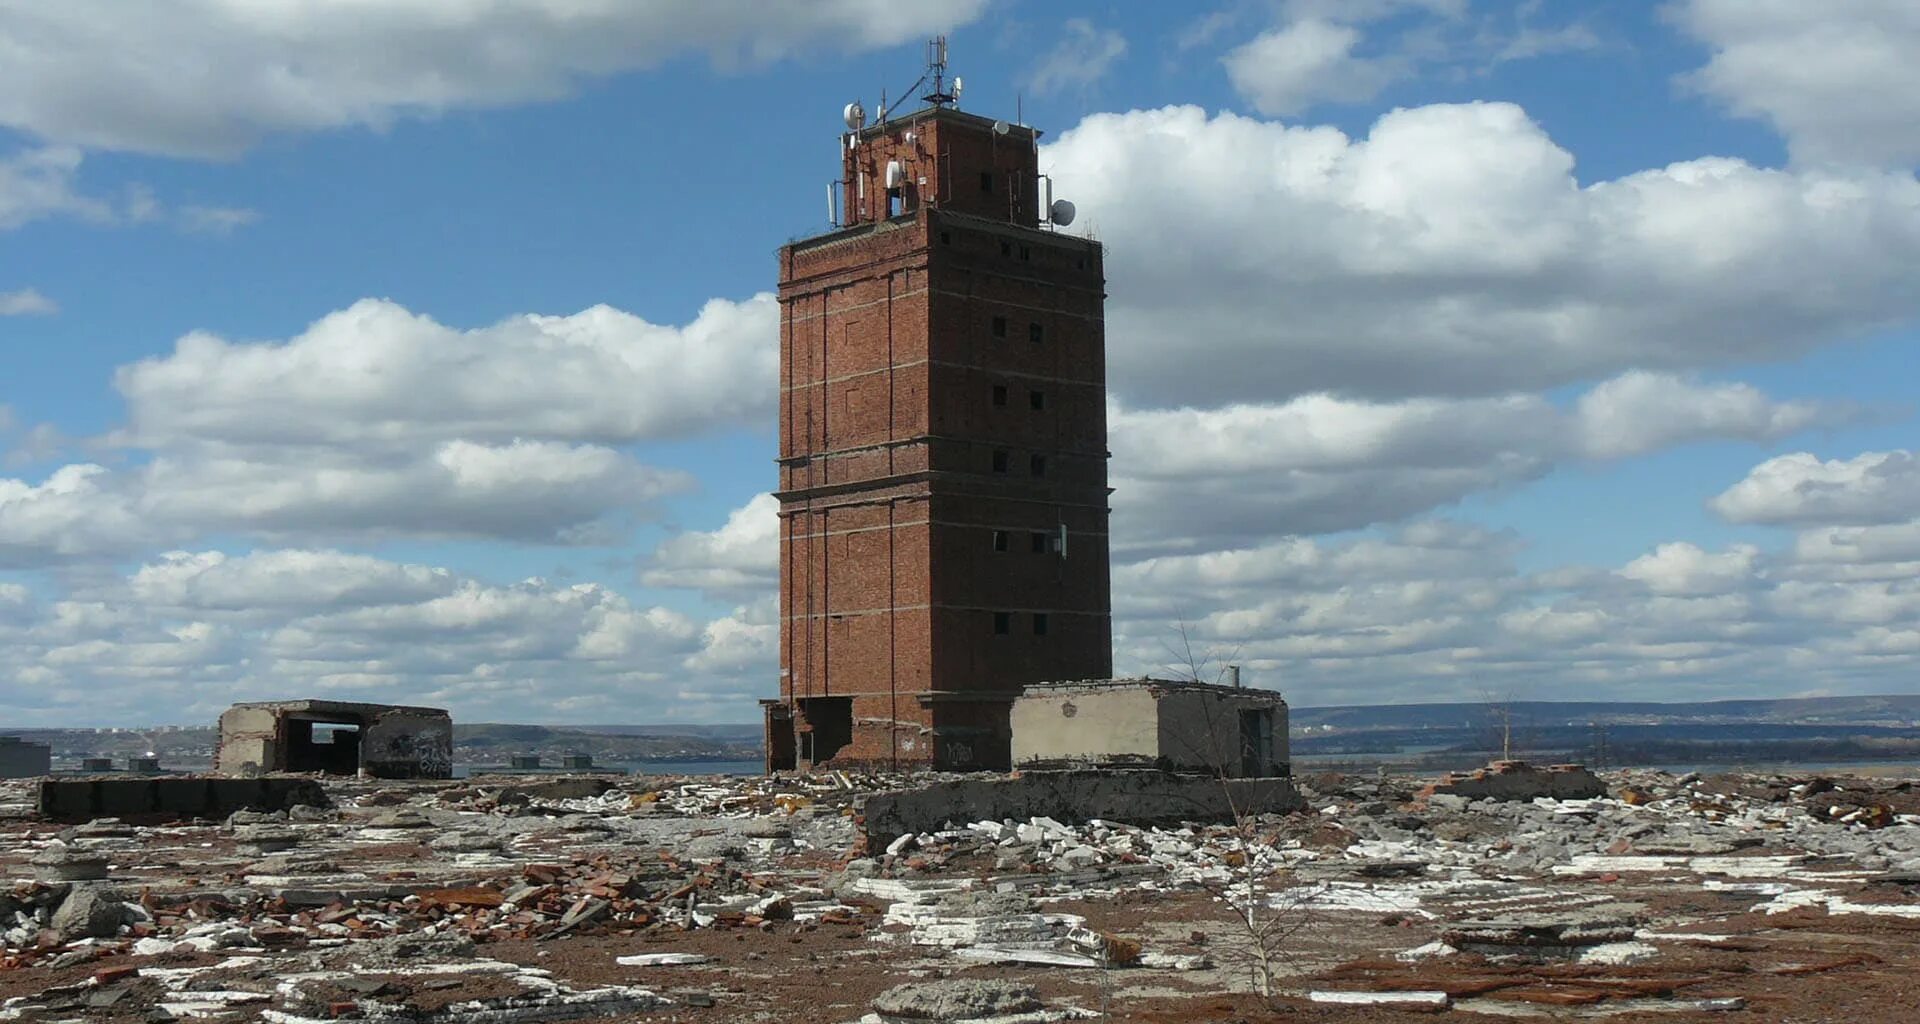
[766,87,1113,774]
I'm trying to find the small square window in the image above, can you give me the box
[1029,390,1045,411]
[1030,454,1047,477]
[1028,322,1044,343]
[1033,613,1049,636]
[980,171,994,193]
[991,449,1010,473]
[992,384,1008,407]
[991,315,1007,338]
[993,612,1011,635]
[993,530,1009,552]
[1030,532,1047,554]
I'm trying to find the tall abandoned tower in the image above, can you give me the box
[764,51,1113,772]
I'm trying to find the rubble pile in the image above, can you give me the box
[0,767,1915,1020]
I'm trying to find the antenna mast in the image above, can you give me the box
[921,36,954,107]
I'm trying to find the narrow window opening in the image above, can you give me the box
[980,171,994,193]
[992,384,1008,407]
[1020,245,1031,261]
[993,612,1011,635]
[1029,389,1045,411]
[1030,532,1047,554]
[940,231,951,245]
[991,449,1010,473]
[1029,322,1044,344]
[991,315,1007,338]
[1030,454,1047,477]
[1033,613,1049,636]
[1000,240,1012,257]
[992,530,1009,552]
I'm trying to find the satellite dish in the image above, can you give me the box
[903,130,918,145]
[1050,199,1076,226]
[843,102,866,131]
[992,120,1010,136]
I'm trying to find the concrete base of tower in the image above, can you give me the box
[760,694,1015,773]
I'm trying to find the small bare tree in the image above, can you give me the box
[1161,618,1322,1002]
[1480,687,1522,762]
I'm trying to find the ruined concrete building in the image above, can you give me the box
[0,736,51,779]
[766,82,1112,773]
[215,700,453,779]
[1011,679,1290,778]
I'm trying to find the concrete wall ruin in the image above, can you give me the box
[38,776,329,823]
[861,770,1302,845]
[0,737,51,779]
[216,701,453,779]
[1010,679,1289,777]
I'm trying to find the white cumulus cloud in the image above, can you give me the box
[1675,0,1920,167]
[0,0,990,158]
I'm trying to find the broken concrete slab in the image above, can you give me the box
[861,770,1300,845]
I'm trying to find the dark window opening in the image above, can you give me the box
[1029,322,1044,343]
[1030,454,1047,477]
[992,449,1010,473]
[1000,240,1012,257]
[1076,257,1087,270]
[1033,613,1050,636]
[1239,708,1275,777]
[1030,531,1048,554]
[980,171,994,193]
[993,612,1011,635]
[991,315,1007,338]
[940,231,951,245]
[798,697,853,766]
[1020,245,1032,261]
[1029,389,1046,411]
[284,719,363,775]
[992,384,1008,407]
[993,530,1009,552]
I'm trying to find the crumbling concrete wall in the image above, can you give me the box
[860,770,1302,845]
[362,708,453,779]
[215,701,453,779]
[1010,687,1160,767]
[214,705,282,774]
[0,737,52,779]
[1156,688,1289,777]
[37,776,329,822]
[1010,680,1289,777]
[1421,761,1607,802]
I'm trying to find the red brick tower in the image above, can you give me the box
[764,75,1112,772]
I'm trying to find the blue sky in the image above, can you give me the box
[2,0,1917,726]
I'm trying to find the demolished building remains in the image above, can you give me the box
[215,700,453,779]
[1011,678,1289,777]
[0,737,49,779]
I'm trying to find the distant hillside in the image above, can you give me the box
[1291,695,1920,731]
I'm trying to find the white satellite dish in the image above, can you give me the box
[1050,199,1076,226]
[843,102,866,131]
[992,120,1010,136]
[885,160,907,190]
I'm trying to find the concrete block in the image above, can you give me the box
[860,769,1301,845]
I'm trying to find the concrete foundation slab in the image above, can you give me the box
[860,769,1301,845]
